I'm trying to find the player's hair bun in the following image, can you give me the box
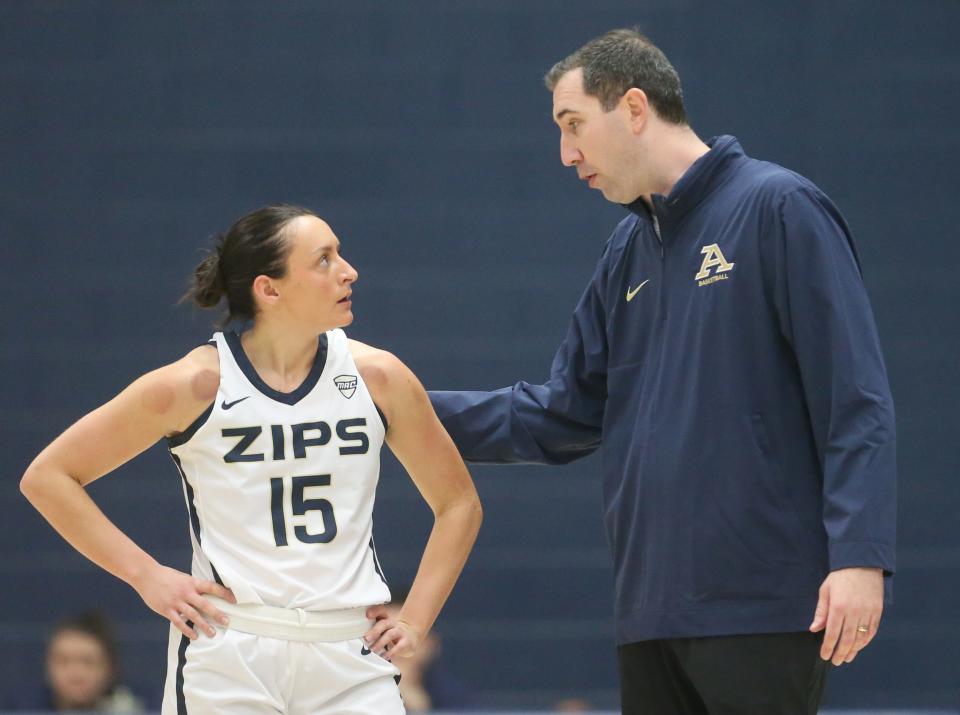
[188,238,227,309]
[182,204,315,328]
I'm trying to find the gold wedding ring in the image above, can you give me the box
[856,625,869,633]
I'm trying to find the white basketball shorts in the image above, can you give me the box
[160,602,404,714]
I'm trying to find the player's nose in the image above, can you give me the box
[342,258,358,283]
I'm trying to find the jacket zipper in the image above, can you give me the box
[651,208,667,325]
[651,212,664,257]
[647,205,669,430]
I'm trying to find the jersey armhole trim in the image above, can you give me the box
[374,402,389,433]
[166,400,215,448]
[166,340,218,449]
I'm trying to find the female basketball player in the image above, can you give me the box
[21,204,482,714]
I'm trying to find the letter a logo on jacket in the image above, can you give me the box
[695,244,735,285]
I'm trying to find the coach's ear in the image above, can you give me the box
[622,88,649,133]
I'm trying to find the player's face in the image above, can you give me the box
[46,630,113,709]
[274,215,359,331]
[552,68,642,204]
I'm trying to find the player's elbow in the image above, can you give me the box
[20,460,46,502]
[462,490,483,525]
[470,496,484,533]
[20,457,62,503]
[438,487,483,533]
[453,497,483,545]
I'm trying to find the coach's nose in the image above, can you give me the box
[560,133,582,167]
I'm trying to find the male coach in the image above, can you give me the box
[429,28,896,714]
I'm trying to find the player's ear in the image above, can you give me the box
[251,274,281,308]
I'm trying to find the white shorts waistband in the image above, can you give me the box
[209,596,373,642]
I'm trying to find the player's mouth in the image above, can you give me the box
[338,293,352,305]
[582,173,598,187]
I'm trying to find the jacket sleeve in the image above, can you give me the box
[770,187,896,575]
[429,243,611,465]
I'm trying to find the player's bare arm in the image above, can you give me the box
[349,340,482,661]
[20,345,235,640]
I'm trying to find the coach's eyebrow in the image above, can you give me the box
[555,108,578,121]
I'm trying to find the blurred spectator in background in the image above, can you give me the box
[5,611,145,713]
[387,590,476,712]
[554,697,595,712]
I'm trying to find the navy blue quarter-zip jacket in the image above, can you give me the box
[429,136,896,644]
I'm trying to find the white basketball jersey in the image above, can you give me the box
[167,329,391,611]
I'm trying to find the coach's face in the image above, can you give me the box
[552,68,645,204]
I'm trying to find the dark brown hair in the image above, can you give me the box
[186,203,315,326]
[544,27,688,125]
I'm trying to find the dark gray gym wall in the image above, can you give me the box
[1,1,957,709]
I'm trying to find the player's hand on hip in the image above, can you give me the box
[133,563,236,640]
[809,566,884,665]
[364,605,422,662]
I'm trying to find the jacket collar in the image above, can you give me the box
[625,135,745,224]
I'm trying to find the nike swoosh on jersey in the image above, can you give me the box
[626,279,650,302]
[221,396,251,410]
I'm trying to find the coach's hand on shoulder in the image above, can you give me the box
[363,605,422,662]
[132,562,236,640]
[809,566,884,666]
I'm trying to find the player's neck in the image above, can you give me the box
[240,320,324,386]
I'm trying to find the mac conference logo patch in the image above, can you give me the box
[334,374,358,399]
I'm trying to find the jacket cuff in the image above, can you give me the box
[829,541,896,575]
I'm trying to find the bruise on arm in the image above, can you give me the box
[190,366,219,403]
[166,345,220,435]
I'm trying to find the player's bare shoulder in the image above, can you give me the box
[347,339,401,395]
[144,343,220,437]
[179,343,220,402]
[347,339,422,427]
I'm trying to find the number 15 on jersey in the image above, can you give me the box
[270,474,338,546]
